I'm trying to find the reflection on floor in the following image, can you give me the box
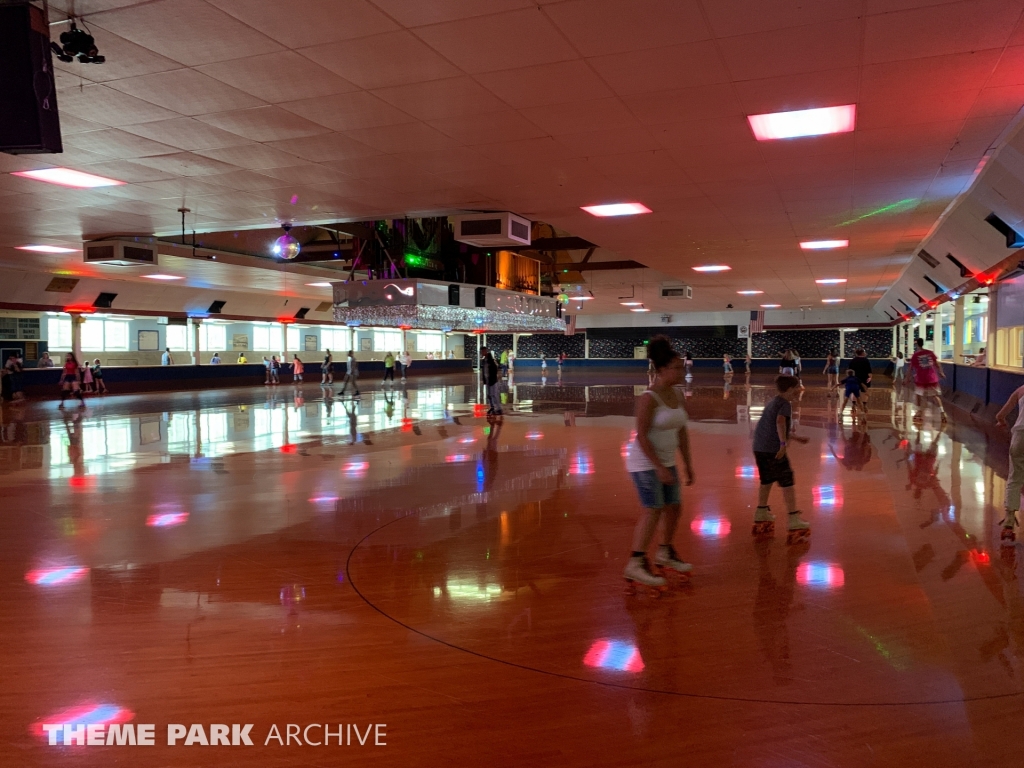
[2,371,1023,767]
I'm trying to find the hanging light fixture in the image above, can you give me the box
[272,223,300,260]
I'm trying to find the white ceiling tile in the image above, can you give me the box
[415,8,579,74]
[427,111,547,145]
[193,144,308,170]
[475,60,614,109]
[587,40,731,96]
[198,52,359,103]
[197,106,335,141]
[519,97,638,136]
[263,133,382,162]
[368,0,533,27]
[372,77,508,121]
[623,84,744,126]
[732,68,861,115]
[544,0,710,56]
[94,0,284,66]
[62,129,179,159]
[341,121,464,153]
[280,92,415,132]
[703,0,863,38]
[207,0,399,47]
[57,83,180,125]
[863,0,1020,64]
[106,69,266,116]
[118,118,253,151]
[716,19,863,81]
[298,32,461,90]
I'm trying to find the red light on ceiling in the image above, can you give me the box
[581,203,652,217]
[62,305,95,313]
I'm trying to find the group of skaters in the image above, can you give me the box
[621,335,968,589]
[46,352,109,407]
[623,337,812,589]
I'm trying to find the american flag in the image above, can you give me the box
[750,310,764,334]
[565,314,576,335]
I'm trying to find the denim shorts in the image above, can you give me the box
[630,467,681,508]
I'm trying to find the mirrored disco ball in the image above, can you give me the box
[272,233,300,260]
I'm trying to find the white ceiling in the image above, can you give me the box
[3,0,1024,315]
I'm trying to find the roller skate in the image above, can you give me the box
[1000,510,1018,546]
[751,506,775,536]
[623,555,667,596]
[786,511,811,544]
[654,544,692,584]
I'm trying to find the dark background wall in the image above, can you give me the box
[459,326,894,363]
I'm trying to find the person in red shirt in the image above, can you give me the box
[910,337,946,423]
[59,352,85,408]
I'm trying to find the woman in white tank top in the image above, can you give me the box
[623,336,695,589]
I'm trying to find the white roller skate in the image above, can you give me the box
[786,511,811,544]
[623,555,667,595]
[1000,510,1018,546]
[752,506,775,536]
[655,544,693,581]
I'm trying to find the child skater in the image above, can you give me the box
[838,369,865,420]
[751,375,811,542]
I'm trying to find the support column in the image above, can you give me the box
[839,328,845,360]
[987,285,998,367]
[192,318,202,365]
[917,313,927,355]
[513,333,518,358]
[585,333,590,359]
[349,327,355,355]
[953,296,965,364]
[476,333,482,370]
[892,325,897,357]
[746,331,753,360]
[281,322,288,364]
[69,312,83,364]
[934,308,944,361]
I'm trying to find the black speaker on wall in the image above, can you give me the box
[474,287,487,308]
[448,284,460,306]
[0,2,63,154]
[208,300,226,314]
[93,292,117,308]
[294,307,309,319]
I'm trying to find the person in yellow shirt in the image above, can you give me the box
[237,353,247,364]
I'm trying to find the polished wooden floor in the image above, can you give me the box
[2,371,1023,767]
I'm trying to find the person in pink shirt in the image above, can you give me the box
[910,337,946,423]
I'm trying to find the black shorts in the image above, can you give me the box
[754,451,794,488]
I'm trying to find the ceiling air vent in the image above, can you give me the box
[207,300,226,314]
[294,307,309,319]
[84,239,157,266]
[314,301,333,313]
[451,212,531,247]
[661,284,693,300]
[917,249,939,268]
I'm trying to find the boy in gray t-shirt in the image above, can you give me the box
[751,376,811,541]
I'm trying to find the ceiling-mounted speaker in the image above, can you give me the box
[923,275,946,294]
[946,252,972,278]
[0,2,63,154]
[917,249,939,268]
[448,284,460,306]
[93,292,117,308]
[474,287,487,308]
[985,212,1024,248]
[207,300,225,314]
[294,307,309,319]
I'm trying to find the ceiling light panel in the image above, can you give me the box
[748,105,856,141]
[11,168,125,188]
[581,203,652,217]
[801,240,849,250]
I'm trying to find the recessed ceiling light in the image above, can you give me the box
[815,278,847,284]
[737,290,763,295]
[630,307,650,312]
[11,168,125,188]
[572,296,594,300]
[16,244,78,253]
[822,298,845,303]
[306,282,333,287]
[692,265,731,273]
[801,240,849,250]
[142,274,183,280]
[761,304,781,308]
[581,202,652,217]
[748,105,856,141]
[620,301,643,306]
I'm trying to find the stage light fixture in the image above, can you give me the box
[52,21,105,64]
